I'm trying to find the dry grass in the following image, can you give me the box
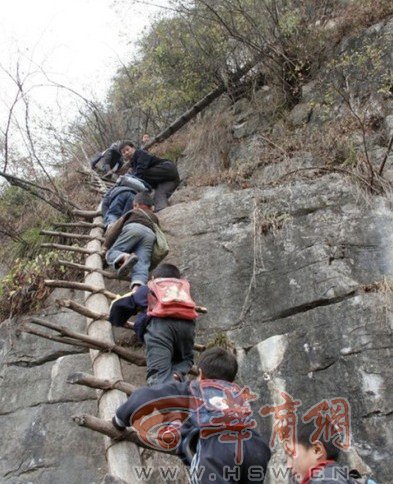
[182,101,235,178]
[333,0,393,44]
[188,168,252,189]
[150,130,188,162]
[361,277,393,294]
[58,156,101,210]
[259,213,291,236]
[204,332,235,352]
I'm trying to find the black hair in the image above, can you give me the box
[197,347,238,382]
[133,192,154,207]
[297,420,341,460]
[152,263,181,279]
[119,140,135,151]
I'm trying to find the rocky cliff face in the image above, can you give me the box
[1,13,393,484]
[166,19,393,479]
[0,289,107,483]
[1,176,391,483]
[163,175,393,483]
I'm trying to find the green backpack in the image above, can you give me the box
[134,209,169,269]
[150,222,169,269]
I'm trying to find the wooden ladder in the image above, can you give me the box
[24,169,205,483]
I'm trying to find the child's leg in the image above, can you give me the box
[106,224,142,268]
[153,179,179,212]
[144,320,175,386]
[131,226,156,287]
[172,321,196,379]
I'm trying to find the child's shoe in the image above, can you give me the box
[117,253,139,278]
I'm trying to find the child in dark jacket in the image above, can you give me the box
[119,140,180,212]
[286,420,377,484]
[109,263,196,386]
[90,140,123,176]
[112,347,271,484]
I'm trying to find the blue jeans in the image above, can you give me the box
[106,223,156,285]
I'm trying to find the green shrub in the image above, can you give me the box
[0,252,66,321]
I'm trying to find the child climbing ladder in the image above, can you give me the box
[109,263,198,385]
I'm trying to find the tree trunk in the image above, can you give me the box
[144,58,260,150]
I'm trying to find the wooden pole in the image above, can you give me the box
[57,299,109,320]
[72,208,102,219]
[24,326,96,350]
[41,230,104,242]
[41,243,98,255]
[67,372,136,395]
[72,414,163,452]
[44,279,116,300]
[28,318,146,366]
[83,212,142,479]
[54,221,105,229]
[72,414,178,455]
[56,260,122,280]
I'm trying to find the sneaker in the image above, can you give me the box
[117,253,139,278]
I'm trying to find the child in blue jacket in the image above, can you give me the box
[112,347,271,484]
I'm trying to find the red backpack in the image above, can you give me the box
[147,278,198,320]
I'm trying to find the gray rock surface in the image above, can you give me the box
[0,289,107,483]
[161,174,393,483]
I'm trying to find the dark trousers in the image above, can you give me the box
[144,318,195,386]
[154,178,180,212]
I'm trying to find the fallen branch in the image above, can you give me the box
[28,318,146,365]
[41,243,98,255]
[40,230,103,242]
[279,166,378,192]
[67,371,136,395]
[56,259,123,280]
[44,280,116,300]
[0,170,79,214]
[24,326,97,350]
[141,58,260,150]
